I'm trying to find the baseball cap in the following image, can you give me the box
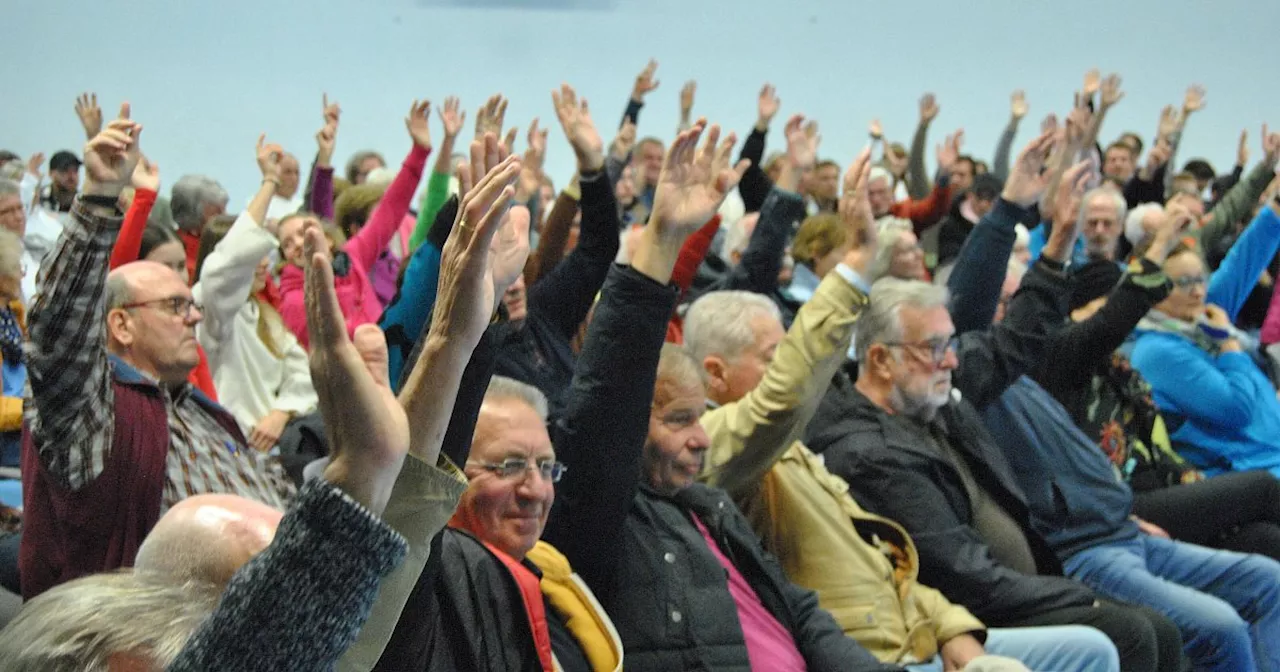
[49,150,81,172]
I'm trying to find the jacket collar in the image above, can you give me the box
[108,354,220,410]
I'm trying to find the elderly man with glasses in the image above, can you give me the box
[19,110,296,600]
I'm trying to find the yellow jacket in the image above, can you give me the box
[527,540,624,672]
[699,268,984,664]
[0,300,26,432]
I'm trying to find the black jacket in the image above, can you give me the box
[493,170,620,419]
[805,260,1098,626]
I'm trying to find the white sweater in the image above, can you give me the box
[194,212,317,435]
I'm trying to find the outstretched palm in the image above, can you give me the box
[651,123,747,239]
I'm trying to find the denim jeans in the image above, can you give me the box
[903,625,1119,671]
[1064,534,1280,671]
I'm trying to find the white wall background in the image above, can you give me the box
[4,0,1277,204]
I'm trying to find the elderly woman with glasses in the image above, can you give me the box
[1129,192,1280,477]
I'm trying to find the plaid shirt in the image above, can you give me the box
[25,198,294,508]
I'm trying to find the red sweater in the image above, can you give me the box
[666,215,722,343]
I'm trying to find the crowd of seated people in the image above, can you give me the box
[0,59,1279,671]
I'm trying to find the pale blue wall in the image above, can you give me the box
[4,0,1277,203]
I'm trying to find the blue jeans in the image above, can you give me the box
[904,625,1119,671]
[1064,534,1280,671]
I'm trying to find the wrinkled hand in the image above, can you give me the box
[1010,90,1028,120]
[25,153,44,180]
[784,114,819,169]
[936,130,963,173]
[632,59,660,102]
[249,410,291,453]
[649,120,748,239]
[257,134,284,182]
[1000,130,1056,207]
[1100,73,1124,108]
[436,134,528,344]
[838,147,875,248]
[82,103,142,197]
[611,118,637,161]
[1238,129,1250,167]
[680,80,697,115]
[439,96,466,139]
[552,82,605,171]
[474,94,508,142]
[75,92,103,140]
[405,99,433,150]
[305,223,409,516]
[919,93,939,123]
[130,155,160,192]
[868,118,884,140]
[757,83,780,128]
[1082,69,1101,97]
[1182,84,1206,115]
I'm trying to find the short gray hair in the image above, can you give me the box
[0,228,23,280]
[869,166,893,187]
[0,178,19,200]
[683,291,782,375]
[854,277,950,362]
[0,571,219,671]
[484,376,549,421]
[104,272,134,310]
[720,215,757,265]
[870,218,913,281]
[170,175,228,232]
[1080,187,1128,229]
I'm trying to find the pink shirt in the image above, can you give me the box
[691,514,807,671]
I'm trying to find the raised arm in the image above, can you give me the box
[1202,130,1280,257]
[523,184,579,288]
[307,95,341,220]
[1208,198,1280,320]
[193,136,282,352]
[345,101,432,271]
[524,83,619,339]
[1162,85,1205,197]
[382,199,454,391]
[107,159,158,269]
[737,84,779,213]
[621,59,659,127]
[907,93,940,199]
[991,90,1027,181]
[26,108,141,492]
[544,121,748,600]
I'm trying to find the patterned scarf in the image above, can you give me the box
[1136,309,1257,355]
[0,307,23,365]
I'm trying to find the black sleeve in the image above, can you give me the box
[1034,259,1170,396]
[424,196,459,251]
[525,171,621,340]
[1123,165,1167,209]
[728,187,804,296]
[620,99,643,128]
[947,199,1030,335]
[542,265,677,604]
[738,127,772,214]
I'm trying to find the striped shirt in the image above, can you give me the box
[25,198,295,509]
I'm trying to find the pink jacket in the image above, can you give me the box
[279,143,429,349]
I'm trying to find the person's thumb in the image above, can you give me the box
[353,324,391,388]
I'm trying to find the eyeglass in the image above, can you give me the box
[467,457,568,483]
[884,336,958,365]
[120,296,203,320]
[656,408,702,431]
[1171,275,1208,291]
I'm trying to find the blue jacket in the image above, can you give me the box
[1130,206,1280,476]
[982,376,1139,561]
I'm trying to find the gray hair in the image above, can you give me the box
[869,166,893,187]
[0,162,23,182]
[345,150,386,184]
[0,228,23,281]
[104,272,134,311]
[870,218,913,281]
[484,376,549,422]
[854,277,950,362]
[0,571,219,671]
[720,215,756,266]
[170,175,228,232]
[1125,202,1163,246]
[1079,187,1128,230]
[683,291,782,377]
[0,178,19,200]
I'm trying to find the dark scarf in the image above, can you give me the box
[0,307,23,365]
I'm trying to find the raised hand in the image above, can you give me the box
[868,118,884,140]
[1000,130,1056,208]
[1157,105,1181,140]
[838,147,875,249]
[649,120,748,239]
[631,59,660,102]
[552,82,605,171]
[1100,74,1125,108]
[680,80,697,118]
[919,93,940,124]
[474,94,508,142]
[405,99,433,150]
[130,155,160,192]
[75,92,103,140]
[1238,129,1250,167]
[321,93,342,129]
[305,222,409,515]
[316,124,337,167]
[1182,84,1207,115]
[1010,90,1028,120]
[257,134,284,182]
[757,83,780,130]
[611,118,637,161]
[937,130,963,173]
[516,118,548,202]
[438,96,466,139]
[1065,94,1093,146]
[1082,69,1101,97]
[82,103,142,198]
[1040,113,1060,136]
[1263,124,1280,164]
[25,153,44,180]
[1044,160,1091,262]
[784,115,819,169]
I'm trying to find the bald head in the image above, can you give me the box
[135,494,283,588]
[106,261,204,384]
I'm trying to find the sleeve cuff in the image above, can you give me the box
[832,263,871,293]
